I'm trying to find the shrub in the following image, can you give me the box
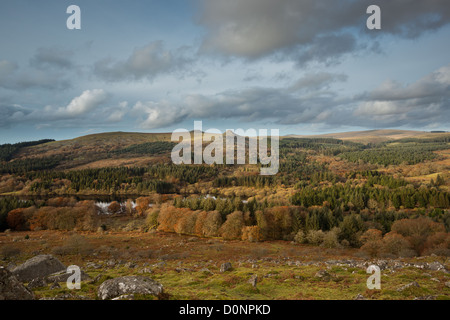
[136,197,151,216]
[157,205,192,233]
[241,226,262,242]
[145,207,160,230]
[6,208,27,231]
[381,232,412,257]
[322,228,341,248]
[423,232,450,256]
[294,230,306,244]
[108,201,122,214]
[339,214,366,247]
[174,210,198,235]
[360,229,383,258]
[306,230,325,245]
[391,217,445,255]
[29,205,97,231]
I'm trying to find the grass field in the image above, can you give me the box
[1,230,449,300]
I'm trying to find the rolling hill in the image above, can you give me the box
[285,129,450,144]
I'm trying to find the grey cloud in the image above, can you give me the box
[30,47,74,70]
[198,0,450,64]
[130,64,449,130]
[289,33,358,67]
[353,64,450,127]
[0,60,18,75]
[0,59,70,91]
[132,75,346,129]
[0,104,33,128]
[289,72,348,93]
[94,41,193,82]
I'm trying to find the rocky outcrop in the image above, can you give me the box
[97,276,164,300]
[12,255,66,282]
[0,267,35,300]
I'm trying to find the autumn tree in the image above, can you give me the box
[220,211,245,240]
[391,217,445,255]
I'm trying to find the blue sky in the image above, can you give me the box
[0,0,449,143]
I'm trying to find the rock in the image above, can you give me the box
[27,277,47,290]
[97,276,164,300]
[175,267,193,273]
[138,268,153,274]
[89,274,104,284]
[154,261,166,268]
[50,281,61,290]
[445,281,450,288]
[124,262,137,269]
[86,262,102,269]
[112,294,135,300]
[414,295,436,300]
[397,281,420,292]
[0,267,35,300]
[6,262,16,271]
[12,255,66,282]
[248,274,258,288]
[200,268,213,275]
[46,269,91,283]
[354,294,366,300]
[220,262,233,273]
[40,293,89,300]
[106,260,116,268]
[315,270,331,281]
[427,262,447,272]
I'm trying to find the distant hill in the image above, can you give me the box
[285,129,450,144]
[16,131,172,156]
[6,129,450,169]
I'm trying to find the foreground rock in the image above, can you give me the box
[97,276,164,300]
[220,262,233,273]
[0,267,35,300]
[12,255,66,282]
[397,281,420,292]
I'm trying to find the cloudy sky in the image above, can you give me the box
[0,0,449,143]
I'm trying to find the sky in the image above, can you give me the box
[0,0,449,143]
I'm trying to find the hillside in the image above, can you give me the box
[286,129,450,144]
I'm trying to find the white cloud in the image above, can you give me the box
[57,89,108,116]
[132,100,188,129]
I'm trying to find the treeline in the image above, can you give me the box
[0,197,34,231]
[213,176,275,188]
[0,155,63,174]
[148,203,449,255]
[339,142,448,166]
[280,138,364,156]
[26,167,174,194]
[21,164,221,194]
[0,139,54,162]
[291,183,450,210]
[111,141,176,156]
